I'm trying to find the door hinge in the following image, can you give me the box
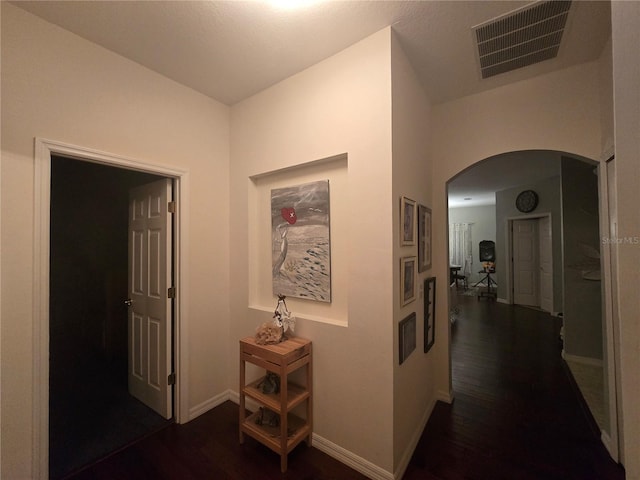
[168,287,176,298]
[168,373,176,385]
[168,201,176,213]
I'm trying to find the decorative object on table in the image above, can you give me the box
[424,277,436,353]
[271,180,331,303]
[257,372,281,394]
[418,204,432,272]
[255,407,280,427]
[400,256,417,306]
[401,196,416,246]
[273,293,296,334]
[254,294,296,345]
[399,312,417,364]
[254,321,284,345]
[515,189,539,213]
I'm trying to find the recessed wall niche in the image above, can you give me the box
[248,153,348,326]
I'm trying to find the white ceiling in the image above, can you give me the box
[10,0,611,204]
[11,0,611,106]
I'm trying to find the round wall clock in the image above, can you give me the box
[515,190,539,213]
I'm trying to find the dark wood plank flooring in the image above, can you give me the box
[404,295,625,480]
[66,295,625,479]
[65,399,366,480]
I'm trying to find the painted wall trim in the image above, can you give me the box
[33,138,191,479]
[189,390,233,420]
[601,431,616,459]
[313,434,394,480]
[436,389,454,404]
[597,154,621,463]
[227,392,393,479]
[247,305,348,328]
[393,397,437,480]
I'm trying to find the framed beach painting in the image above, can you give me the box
[271,180,331,303]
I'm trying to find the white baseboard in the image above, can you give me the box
[600,430,619,462]
[436,389,454,404]
[393,396,437,480]
[188,389,232,420]
[497,297,509,304]
[228,390,444,480]
[231,390,439,480]
[231,390,394,479]
[313,434,393,480]
[562,352,604,367]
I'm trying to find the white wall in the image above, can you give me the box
[0,5,231,478]
[430,60,604,412]
[611,2,640,476]
[598,37,614,154]
[561,158,602,361]
[390,33,434,475]
[448,205,496,285]
[230,29,395,475]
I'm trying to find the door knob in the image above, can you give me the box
[124,298,133,307]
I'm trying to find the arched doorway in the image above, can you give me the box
[445,149,619,461]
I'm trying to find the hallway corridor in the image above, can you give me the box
[404,295,625,479]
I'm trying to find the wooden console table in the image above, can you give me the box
[239,336,312,472]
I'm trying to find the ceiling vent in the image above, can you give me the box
[473,0,572,79]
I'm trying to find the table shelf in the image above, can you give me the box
[243,378,310,412]
[241,411,310,455]
[239,336,312,473]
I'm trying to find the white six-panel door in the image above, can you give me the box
[128,178,173,419]
[513,219,540,307]
[538,216,554,313]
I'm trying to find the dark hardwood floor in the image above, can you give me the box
[64,399,367,480]
[65,294,625,480]
[404,294,625,480]
[50,355,172,479]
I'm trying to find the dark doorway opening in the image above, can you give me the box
[49,156,173,479]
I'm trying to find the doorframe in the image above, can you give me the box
[504,212,553,310]
[33,138,191,479]
[597,150,621,462]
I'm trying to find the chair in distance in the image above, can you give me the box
[452,258,470,290]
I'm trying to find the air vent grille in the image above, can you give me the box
[474,1,572,79]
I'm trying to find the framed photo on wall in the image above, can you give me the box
[399,312,417,365]
[424,277,436,353]
[401,256,417,306]
[401,196,416,246]
[418,204,432,272]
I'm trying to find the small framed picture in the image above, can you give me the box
[424,277,436,353]
[399,312,417,365]
[418,204,432,272]
[401,196,416,246]
[401,256,417,306]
